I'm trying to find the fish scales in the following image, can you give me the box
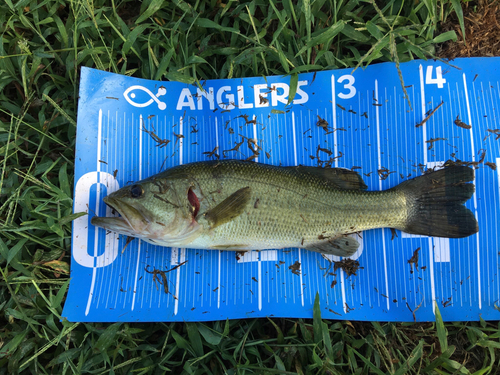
[91,160,478,257]
[177,161,406,249]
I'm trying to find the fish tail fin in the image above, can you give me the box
[397,165,478,238]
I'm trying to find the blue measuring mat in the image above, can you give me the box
[63,58,500,322]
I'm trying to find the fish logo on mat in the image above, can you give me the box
[123,85,167,110]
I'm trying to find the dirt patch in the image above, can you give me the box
[333,258,361,277]
[289,261,301,275]
[407,247,421,274]
[438,0,500,58]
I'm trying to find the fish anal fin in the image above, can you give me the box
[204,186,251,229]
[305,236,360,257]
[210,244,248,250]
[290,166,367,190]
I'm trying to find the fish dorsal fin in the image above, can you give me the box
[204,187,252,229]
[289,166,367,190]
[305,236,360,257]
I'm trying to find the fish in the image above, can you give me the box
[91,160,478,257]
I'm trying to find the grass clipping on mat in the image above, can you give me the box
[0,0,498,373]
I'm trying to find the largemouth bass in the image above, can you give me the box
[91,160,478,257]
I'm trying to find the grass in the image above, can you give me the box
[0,0,499,373]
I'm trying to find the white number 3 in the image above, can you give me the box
[337,75,356,99]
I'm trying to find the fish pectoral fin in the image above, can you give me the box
[290,166,367,190]
[305,236,360,257]
[204,186,252,229]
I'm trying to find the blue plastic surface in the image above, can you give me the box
[63,58,500,322]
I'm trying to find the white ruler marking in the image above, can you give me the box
[497,157,500,304]
[331,75,347,313]
[490,85,500,304]
[161,246,165,308]
[251,115,264,311]
[453,82,465,307]
[375,80,390,312]
[419,65,436,313]
[85,109,103,316]
[131,114,143,311]
[332,75,338,165]
[292,112,305,307]
[464,74,482,310]
[215,117,221,309]
[105,110,116,309]
[114,112,127,310]
[174,115,185,315]
[122,115,133,309]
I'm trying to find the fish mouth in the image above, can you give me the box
[90,196,151,235]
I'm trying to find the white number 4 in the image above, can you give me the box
[425,66,446,88]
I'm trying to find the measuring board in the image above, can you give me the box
[63,58,500,322]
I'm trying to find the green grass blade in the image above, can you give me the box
[295,20,345,57]
[435,302,449,352]
[313,292,322,345]
[136,0,165,24]
[94,322,122,353]
[186,322,204,357]
[450,0,465,43]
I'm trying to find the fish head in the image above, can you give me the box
[91,176,202,245]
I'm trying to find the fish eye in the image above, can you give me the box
[130,184,144,198]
